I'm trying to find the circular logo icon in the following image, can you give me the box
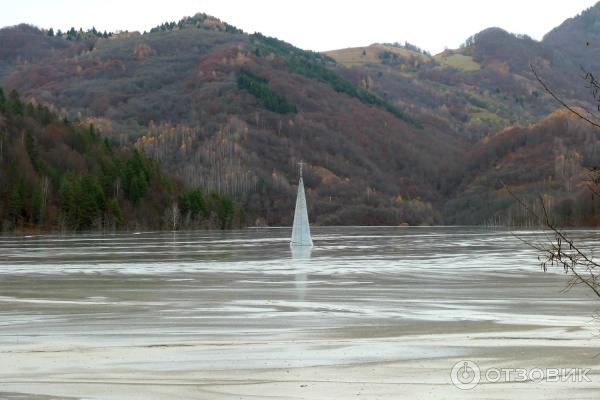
[451,360,481,390]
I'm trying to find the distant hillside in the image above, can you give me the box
[325,43,430,68]
[0,24,85,81]
[544,3,600,72]
[446,110,600,225]
[0,88,241,232]
[324,26,589,141]
[0,19,463,226]
[4,5,600,227]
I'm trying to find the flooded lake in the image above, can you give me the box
[0,227,599,399]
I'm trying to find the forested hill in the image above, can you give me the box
[445,110,600,226]
[0,88,243,232]
[4,5,600,227]
[0,13,462,227]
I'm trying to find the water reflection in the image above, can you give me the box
[290,245,312,261]
[291,246,312,300]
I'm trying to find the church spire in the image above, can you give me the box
[290,161,313,247]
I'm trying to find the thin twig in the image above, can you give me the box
[530,64,600,129]
[503,183,600,298]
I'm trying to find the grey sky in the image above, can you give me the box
[1,0,598,54]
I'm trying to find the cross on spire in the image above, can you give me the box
[298,160,304,178]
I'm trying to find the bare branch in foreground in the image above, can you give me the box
[503,184,600,299]
[530,64,600,129]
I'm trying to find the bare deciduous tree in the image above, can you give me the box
[170,202,180,231]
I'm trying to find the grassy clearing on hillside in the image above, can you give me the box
[470,109,505,123]
[435,53,480,71]
[325,45,429,67]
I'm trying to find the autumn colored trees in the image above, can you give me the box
[7,18,576,227]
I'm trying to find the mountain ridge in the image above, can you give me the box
[3,6,600,226]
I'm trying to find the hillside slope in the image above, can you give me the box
[0,17,465,226]
[544,3,600,73]
[324,29,586,141]
[445,110,600,225]
[0,88,241,232]
[5,5,600,226]
[0,88,177,231]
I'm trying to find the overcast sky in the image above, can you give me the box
[2,0,598,54]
